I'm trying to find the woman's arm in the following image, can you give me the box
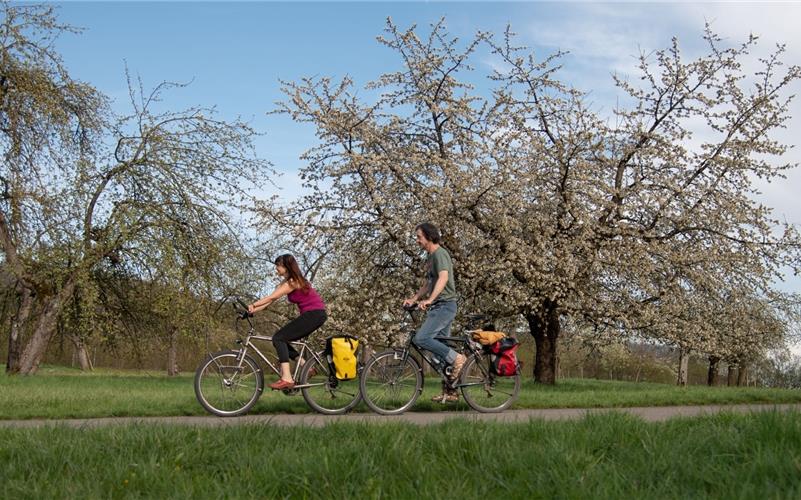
[249,281,294,314]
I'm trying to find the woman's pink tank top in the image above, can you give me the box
[287,284,326,314]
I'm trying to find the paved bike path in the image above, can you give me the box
[2,403,800,428]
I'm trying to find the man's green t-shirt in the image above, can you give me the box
[426,247,457,303]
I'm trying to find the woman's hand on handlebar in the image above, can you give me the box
[232,298,253,319]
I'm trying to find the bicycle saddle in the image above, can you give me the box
[465,313,489,322]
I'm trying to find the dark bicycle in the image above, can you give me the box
[194,299,362,417]
[359,305,521,415]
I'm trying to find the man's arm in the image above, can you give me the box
[418,270,448,310]
[404,281,428,306]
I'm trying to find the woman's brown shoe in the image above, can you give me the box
[269,379,295,390]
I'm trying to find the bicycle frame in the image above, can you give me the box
[392,322,488,389]
[216,321,329,391]
[360,307,520,415]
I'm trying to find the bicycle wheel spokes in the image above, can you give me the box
[194,351,263,417]
[300,351,362,415]
[360,351,422,415]
[459,355,520,413]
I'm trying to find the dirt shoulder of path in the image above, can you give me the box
[2,403,800,428]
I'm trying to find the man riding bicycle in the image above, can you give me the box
[402,222,466,403]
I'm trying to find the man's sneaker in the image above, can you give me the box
[431,392,448,403]
[431,391,460,403]
[431,380,450,402]
[443,391,459,403]
[449,353,467,381]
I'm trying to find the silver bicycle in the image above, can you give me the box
[194,299,362,417]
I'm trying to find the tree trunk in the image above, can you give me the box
[727,363,738,386]
[707,355,720,386]
[17,281,75,375]
[677,348,689,386]
[737,364,747,387]
[68,334,93,371]
[555,350,561,381]
[526,301,560,385]
[167,326,179,376]
[6,286,33,373]
[1,211,33,374]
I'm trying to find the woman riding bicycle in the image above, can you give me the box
[248,254,327,390]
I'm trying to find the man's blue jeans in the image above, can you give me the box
[413,300,458,364]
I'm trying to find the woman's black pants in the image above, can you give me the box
[272,309,327,363]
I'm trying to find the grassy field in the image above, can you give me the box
[1,411,800,498]
[2,365,801,420]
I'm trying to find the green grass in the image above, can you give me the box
[1,411,801,498]
[2,365,801,420]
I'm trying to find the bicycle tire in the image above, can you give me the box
[359,350,423,415]
[300,350,362,415]
[194,350,264,417]
[459,354,520,413]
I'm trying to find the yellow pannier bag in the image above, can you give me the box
[326,335,359,380]
[471,330,507,346]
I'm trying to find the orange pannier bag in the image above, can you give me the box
[471,330,507,346]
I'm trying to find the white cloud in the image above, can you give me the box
[524,3,689,85]
[515,3,801,298]
[680,2,801,51]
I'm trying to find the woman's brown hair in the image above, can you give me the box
[274,254,309,291]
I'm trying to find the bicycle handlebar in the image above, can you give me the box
[232,298,253,321]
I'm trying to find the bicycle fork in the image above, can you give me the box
[391,349,425,394]
[227,342,264,394]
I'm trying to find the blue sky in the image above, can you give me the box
[44,1,801,295]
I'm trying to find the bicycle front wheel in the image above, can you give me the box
[194,350,264,417]
[459,354,520,413]
[300,350,362,415]
[359,350,423,415]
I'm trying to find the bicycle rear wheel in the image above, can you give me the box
[194,350,264,417]
[459,354,520,413]
[300,350,362,415]
[359,350,423,415]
